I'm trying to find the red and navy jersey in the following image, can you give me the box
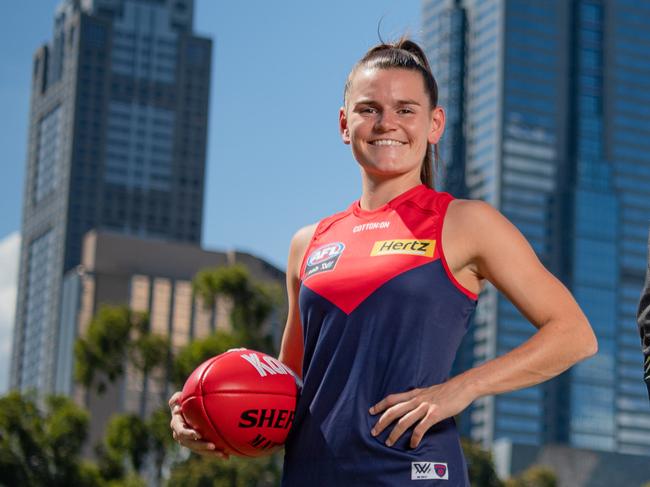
[281,184,477,486]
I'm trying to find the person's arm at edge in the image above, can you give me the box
[637,228,650,401]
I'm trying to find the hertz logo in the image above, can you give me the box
[371,239,435,257]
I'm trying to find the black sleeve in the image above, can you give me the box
[637,228,650,401]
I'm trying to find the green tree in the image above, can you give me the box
[167,265,286,486]
[461,438,504,487]
[104,414,149,472]
[192,265,282,354]
[505,465,557,487]
[166,453,282,487]
[0,391,103,487]
[75,306,168,395]
[171,330,238,388]
[146,405,179,486]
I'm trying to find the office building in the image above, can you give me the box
[10,0,211,395]
[61,230,285,454]
[423,0,650,455]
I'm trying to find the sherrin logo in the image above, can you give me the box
[371,239,435,257]
[411,461,448,480]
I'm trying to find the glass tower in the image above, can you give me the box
[423,0,650,455]
[10,0,212,395]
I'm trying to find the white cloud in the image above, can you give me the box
[0,231,20,394]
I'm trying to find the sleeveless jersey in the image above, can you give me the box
[281,184,478,486]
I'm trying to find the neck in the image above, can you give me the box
[359,173,423,211]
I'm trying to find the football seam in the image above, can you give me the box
[199,356,250,457]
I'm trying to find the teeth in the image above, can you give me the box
[371,139,405,146]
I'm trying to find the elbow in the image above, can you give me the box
[581,330,599,360]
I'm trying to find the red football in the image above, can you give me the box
[180,348,300,457]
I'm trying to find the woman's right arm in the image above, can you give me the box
[278,223,317,378]
[168,224,316,458]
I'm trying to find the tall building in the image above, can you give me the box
[423,0,650,456]
[10,0,211,395]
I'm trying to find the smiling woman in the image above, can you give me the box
[169,38,598,486]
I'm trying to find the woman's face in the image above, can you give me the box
[340,67,444,182]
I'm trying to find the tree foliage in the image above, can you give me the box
[505,466,557,487]
[0,391,103,486]
[166,453,282,487]
[165,266,286,485]
[461,438,504,487]
[66,265,285,485]
[104,414,149,472]
[171,331,238,388]
[192,265,282,354]
[75,306,168,394]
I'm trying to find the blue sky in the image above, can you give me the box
[0,0,422,392]
[0,0,422,269]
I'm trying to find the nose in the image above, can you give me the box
[375,111,398,132]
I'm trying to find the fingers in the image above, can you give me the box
[180,437,230,460]
[168,390,182,409]
[167,390,230,460]
[410,407,439,448]
[170,409,200,441]
[371,400,425,446]
[369,388,421,415]
[386,403,430,447]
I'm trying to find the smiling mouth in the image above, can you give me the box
[369,139,406,146]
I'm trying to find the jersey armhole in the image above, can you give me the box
[298,220,326,282]
[437,196,479,301]
[297,210,351,281]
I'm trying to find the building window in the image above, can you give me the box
[34,106,62,203]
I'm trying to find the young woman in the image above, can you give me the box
[169,39,598,486]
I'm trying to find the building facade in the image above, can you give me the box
[60,230,285,455]
[423,0,650,455]
[10,0,211,394]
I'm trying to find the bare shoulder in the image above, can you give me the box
[291,223,318,247]
[290,223,318,257]
[446,198,501,226]
[287,223,318,278]
[445,198,541,282]
[446,199,523,247]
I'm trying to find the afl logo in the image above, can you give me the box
[307,242,345,266]
[304,242,345,279]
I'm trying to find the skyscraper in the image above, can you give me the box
[423,0,650,456]
[10,0,211,395]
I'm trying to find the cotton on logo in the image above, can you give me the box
[411,461,448,480]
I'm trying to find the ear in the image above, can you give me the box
[428,106,446,145]
[339,107,351,145]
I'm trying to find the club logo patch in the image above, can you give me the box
[304,242,345,279]
[371,239,435,257]
[411,461,448,480]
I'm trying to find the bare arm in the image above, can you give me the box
[370,200,597,447]
[446,200,597,396]
[278,223,317,378]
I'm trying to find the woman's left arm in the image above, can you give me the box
[370,200,598,448]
